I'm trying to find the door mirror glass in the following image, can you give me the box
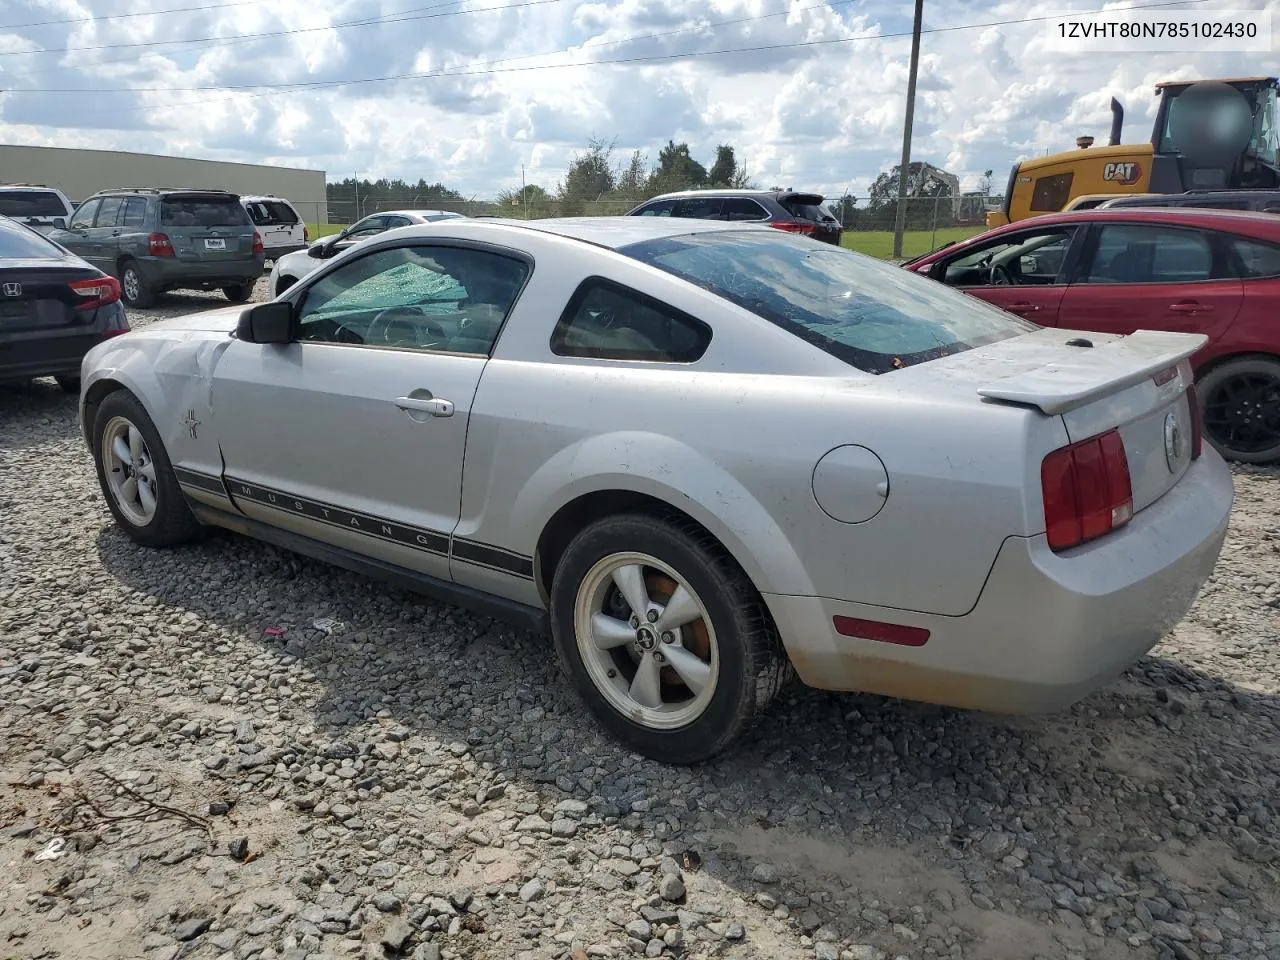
[307,241,328,259]
[51,218,67,230]
[236,301,294,343]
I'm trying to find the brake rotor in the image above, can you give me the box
[645,570,712,692]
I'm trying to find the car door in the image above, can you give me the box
[52,198,101,263]
[211,240,532,581]
[929,224,1082,324]
[1057,222,1244,339]
[83,196,124,273]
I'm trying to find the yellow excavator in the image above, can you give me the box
[987,76,1279,227]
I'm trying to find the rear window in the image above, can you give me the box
[0,190,68,218]
[161,197,251,227]
[0,217,63,258]
[245,201,298,225]
[779,195,834,222]
[622,231,1034,374]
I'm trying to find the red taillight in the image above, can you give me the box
[148,232,174,257]
[833,616,930,647]
[303,225,309,242]
[1041,428,1133,552]
[769,221,816,235]
[69,275,121,311]
[252,231,264,256]
[1187,383,1203,459]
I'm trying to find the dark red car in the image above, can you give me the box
[905,208,1280,463]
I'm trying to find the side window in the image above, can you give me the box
[721,198,768,221]
[1029,173,1074,212]
[342,216,387,241]
[383,216,412,228]
[69,199,100,229]
[297,245,529,354]
[1082,225,1214,284]
[1228,237,1280,278]
[940,228,1076,288]
[671,196,724,219]
[634,200,675,217]
[121,198,148,228]
[94,197,124,228]
[550,278,711,363]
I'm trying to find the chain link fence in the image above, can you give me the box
[292,194,1004,257]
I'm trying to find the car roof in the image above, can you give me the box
[477,215,761,249]
[371,209,462,219]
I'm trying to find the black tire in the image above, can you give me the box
[120,261,155,308]
[1198,355,1280,464]
[91,390,201,547]
[549,511,789,764]
[223,282,254,303]
[55,376,80,394]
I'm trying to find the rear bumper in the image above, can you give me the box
[139,257,265,289]
[264,242,306,258]
[765,450,1233,713]
[0,330,119,380]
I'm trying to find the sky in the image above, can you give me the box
[0,0,1276,200]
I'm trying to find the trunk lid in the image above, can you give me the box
[778,192,842,245]
[887,327,1204,516]
[0,262,103,333]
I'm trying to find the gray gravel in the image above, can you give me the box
[2,298,1279,960]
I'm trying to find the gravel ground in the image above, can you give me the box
[1,286,1278,960]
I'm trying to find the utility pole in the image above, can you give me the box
[892,0,925,260]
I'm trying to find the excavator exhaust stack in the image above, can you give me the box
[1108,98,1124,146]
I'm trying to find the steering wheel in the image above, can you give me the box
[988,263,1014,286]
[369,307,445,347]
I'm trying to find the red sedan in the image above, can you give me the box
[905,208,1280,463]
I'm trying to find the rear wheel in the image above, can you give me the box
[549,512,788,764]
[120,261,154,308]
[223,282,254,303]
[1198,356,1280,464]
[92,391,200,547]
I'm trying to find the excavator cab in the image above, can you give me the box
[1149,77,1279,192]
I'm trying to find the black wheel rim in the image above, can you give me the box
[1202,371,1280,455]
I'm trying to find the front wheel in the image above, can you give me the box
[549,512,788,764]
[223,282,254,303]
[92,391,201,547]
[1198,356,1280,464]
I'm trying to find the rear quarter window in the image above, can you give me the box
[622,231,1034,375]
[161,198,252,227]
[1229,236,1280,278]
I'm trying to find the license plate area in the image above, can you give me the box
[204,238,227,250]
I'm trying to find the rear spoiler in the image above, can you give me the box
[977,330,1206,415]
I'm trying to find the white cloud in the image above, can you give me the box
[0,0,1275,198]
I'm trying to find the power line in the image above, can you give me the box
[5,0,1214,99]
[0,0,566,58]
[6,0,858,82]
[0,0,269,30]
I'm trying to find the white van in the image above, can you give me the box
[240,196,307,258]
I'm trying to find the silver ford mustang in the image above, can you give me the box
[78,217,1233,764]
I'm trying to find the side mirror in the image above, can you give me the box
[52,217,67,230]
[307,241,327,259]
[236,301,294,344]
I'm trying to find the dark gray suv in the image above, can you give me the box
[49,188,265,307]
[626,189,843,245]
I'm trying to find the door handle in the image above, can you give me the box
[1008,302,1040,313]
[395,395,454,417]
[1169,301,1212,314]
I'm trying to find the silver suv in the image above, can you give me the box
[49,188,265,308]
[0,184,76,235]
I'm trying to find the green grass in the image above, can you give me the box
[307,223,343,239]
[841,226,984,259]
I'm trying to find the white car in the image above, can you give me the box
[268,209,465,297]
[79,217,1232,764]
[241,195,307,259]
[0,184,76,235]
